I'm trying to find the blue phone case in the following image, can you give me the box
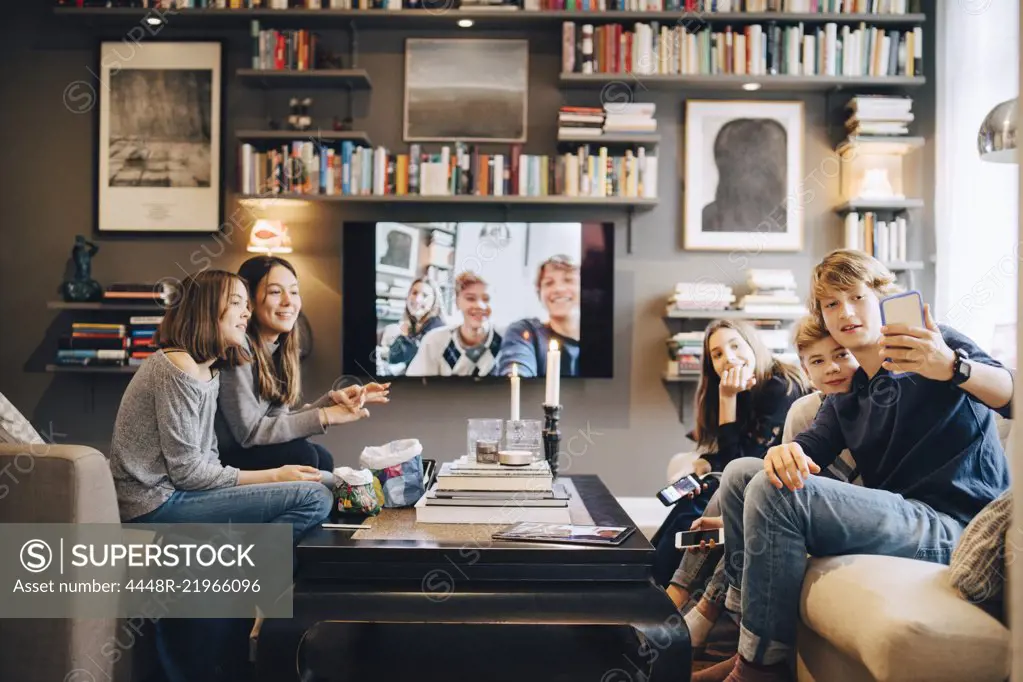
[879,291,925,376]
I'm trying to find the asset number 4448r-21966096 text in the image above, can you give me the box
[124,579,261,593]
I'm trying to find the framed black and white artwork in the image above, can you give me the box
[97,42,222,233]
[683,100,804,252]
[376,222,420,278]
[404,39,528,143]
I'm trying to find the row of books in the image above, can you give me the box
[564,20,922,77]
[843,212,908,263]
[52,317,162,368]
[239,141,658,198]
[250,27,317,71]
[66,0,921,13]
[557,103,656,139]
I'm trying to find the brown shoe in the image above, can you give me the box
[722,656,791,682]
[692,654,738,682]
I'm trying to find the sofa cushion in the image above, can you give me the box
[0,391,43,445]
[949,489,1012,609]
[800,554,1010,682]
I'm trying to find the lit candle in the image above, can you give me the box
[545,339,561,405]
[510,363,521,421]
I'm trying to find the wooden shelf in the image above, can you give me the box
[236,69,372,90]
[47,301,164,312]
[664,308,806,321]
[557,133,660,145]
[837,136,925,156]
[237,193,658,207]
[54,7,927,29]
[560,73,926,91]
[882,260,925,271]
[663,372,701,383]
[46,364,138,375]
[237,129,372,146]
[834,198,925,213]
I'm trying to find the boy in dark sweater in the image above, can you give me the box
[703,250,1013,682]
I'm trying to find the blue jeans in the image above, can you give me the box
[130,482,333,682]
[719,458,964,665]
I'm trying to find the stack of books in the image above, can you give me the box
[843,212,908,263]
[103,283,170,306]
[666,331,705,376]
[843,95,914,138]
[603,103,656,134]
[561,20,923,77]
[739,270,805,316]
[558,106,604,140]
[129,315,163,367]
[239,141,657,199]
[55,323,127,368]
[667,281,735,313]
[414,456,571,525]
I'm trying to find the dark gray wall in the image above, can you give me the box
[0,0,935,496]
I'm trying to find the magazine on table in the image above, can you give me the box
[491,522,635,546]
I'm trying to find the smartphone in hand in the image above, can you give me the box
[880,291,925,376]
[656,474,703,506]
[675,528,724,549]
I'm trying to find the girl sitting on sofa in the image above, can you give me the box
[215,256,389,480]
[109,269,345,682]
[650,319,809,587]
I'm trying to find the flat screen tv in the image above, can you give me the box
[342,221,614,380]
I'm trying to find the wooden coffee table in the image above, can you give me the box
[255,475,691,682]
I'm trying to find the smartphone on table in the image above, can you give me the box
[675,528,724,549]
[879,291,925,376]
[656,473,704,506]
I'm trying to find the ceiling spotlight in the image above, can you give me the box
[742,82,762,91]
[458,19,474,28]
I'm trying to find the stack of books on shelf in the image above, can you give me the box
[842,95,914,138]
[375,276,411,321]
[129,315,163,367]
[667,281,736,313]
[558,106,604,140]
[414,456,570,525]
[561,20,923,77]
[603,103,656,134]
[239,141,657,199]
[55,323,127,368]
[739,270,806,316]
[843,212,907,263]
[666,331,705,377]
[250,25,318,71]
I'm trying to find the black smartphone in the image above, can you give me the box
[675,529,724,549]
[656,474,703,506]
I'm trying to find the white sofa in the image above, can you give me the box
[655,432,1013,682]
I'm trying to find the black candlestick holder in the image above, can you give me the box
[542,403,562,478]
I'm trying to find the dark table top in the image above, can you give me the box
[297,474,654,583]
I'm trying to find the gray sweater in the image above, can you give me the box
[214,340,327,453]
[110,351,240,521]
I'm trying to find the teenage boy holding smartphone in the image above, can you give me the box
[704,250,1012,682]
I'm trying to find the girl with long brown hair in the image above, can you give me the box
[650,319,809,587]
[216,256,389,477]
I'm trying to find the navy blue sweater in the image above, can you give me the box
[794,325,1012,527]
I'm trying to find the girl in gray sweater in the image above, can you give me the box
[215,256,389,479]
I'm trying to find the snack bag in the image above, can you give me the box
[333,466,382,516]
[359,439,425,508]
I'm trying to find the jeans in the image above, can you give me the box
[669,489,728,606]
[719,457,964,666]
[130,482,333,682]
[650,475,720,587]
[219,438,335,473]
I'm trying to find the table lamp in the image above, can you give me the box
[978,97,1018,164]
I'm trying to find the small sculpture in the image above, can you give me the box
[61,235,103,302]
[287,97,313,131]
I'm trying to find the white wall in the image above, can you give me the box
[936,0,1019,358]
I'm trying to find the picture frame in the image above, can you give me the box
[404,38,529,143]
[683,100,804,252]
[375,223,420,278]
[97,41,223,233]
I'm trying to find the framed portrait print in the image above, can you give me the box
[683,100,804,252]
[376,223,420,278]
[404,39,529,143]
[97,42,222,233]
